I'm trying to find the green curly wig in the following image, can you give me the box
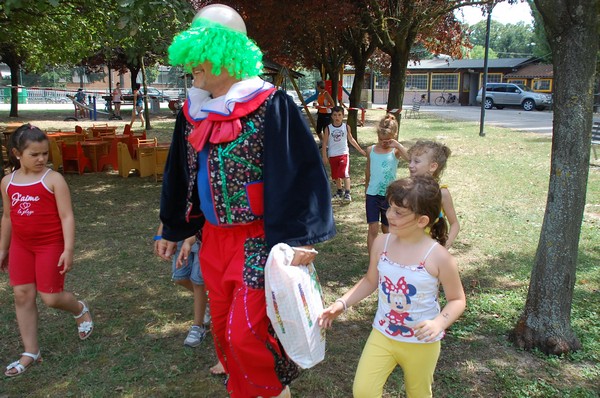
[168,17,263,79]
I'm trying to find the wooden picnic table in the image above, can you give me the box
[81,141,110,172]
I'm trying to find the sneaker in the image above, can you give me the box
[331,191,343,202]
[184,325,207,347]
[343,193,352,203]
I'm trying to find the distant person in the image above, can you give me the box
[319,176,466,398]
[408,140,459,248]
[154,223,210,347]
[112,82,123,118]
[316,80,335,145]
[74,88,87,119]
[130,83,145,128]
[321,106,366,203]
[0,124,94,378]
[365,114,409,252]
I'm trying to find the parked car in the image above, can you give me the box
[122,86,170,102]
[476,83,552,111]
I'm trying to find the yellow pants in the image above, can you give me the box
[353,329,441,398]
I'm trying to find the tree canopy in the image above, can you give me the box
[0,0,113,116]
[467,19,535,58]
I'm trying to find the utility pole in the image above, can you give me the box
[479,3,494,137]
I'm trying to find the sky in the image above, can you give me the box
[455,2,534,26]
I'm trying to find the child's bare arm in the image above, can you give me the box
[321,127,330,166]
[51,172,75,274]
[389,139,409,161]
[441,188,460,248]
[365,146,372,192]
[319,234,384,328]
[176,236,196,268]
[414,251,465,342]
[347,125,366,156]
[0,177,12,270]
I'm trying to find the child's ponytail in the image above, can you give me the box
[429,212,448,247]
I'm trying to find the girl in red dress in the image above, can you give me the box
[0,124,94,378]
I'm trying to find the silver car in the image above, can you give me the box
[476,83,552,111]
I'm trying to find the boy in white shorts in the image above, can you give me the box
[321,106,366,202]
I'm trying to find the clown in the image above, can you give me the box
[156,4,335,398]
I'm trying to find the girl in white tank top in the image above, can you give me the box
[319,176,466,397]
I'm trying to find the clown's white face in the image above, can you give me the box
[192,61,240,98]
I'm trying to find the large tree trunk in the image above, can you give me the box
[509,0,598,356]
[8,62,20,118]
[140,56,151,130]
[129,67,140,89]
[385,31,415,123]
[347,63,366,140]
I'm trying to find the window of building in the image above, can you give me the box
[375,75,389,89]
[405,74,428,90]
[479,73,503,87]
[532,79,552,92]
[507,78,526,86]
[430,73,459,91]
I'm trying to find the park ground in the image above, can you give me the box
[0,106,599,397]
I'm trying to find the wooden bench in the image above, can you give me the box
[591,121,600,161]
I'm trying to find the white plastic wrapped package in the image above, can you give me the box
[265,243,326,369]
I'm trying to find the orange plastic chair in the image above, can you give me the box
[61,142,92,175]
[117,142,140,178]
[126,131,147,157]
[123,124,132,135]
[97,139,119,172]
[154,145,170,182]
[137,146,156,178]
[136,137,158,147]
[98,130,116,140]
[48,139,63,172]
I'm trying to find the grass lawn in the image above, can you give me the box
[0,108,598,397]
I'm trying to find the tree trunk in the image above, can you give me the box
[387,48,410,122]
[140,56,151,130]
[508,0,598,356]
[385,29,415,124]
[347,62,367,140]
[8,62,19,118]
[129,67,140,89]
[330,69,340,107]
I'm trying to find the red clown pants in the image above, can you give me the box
[200,221,297,397]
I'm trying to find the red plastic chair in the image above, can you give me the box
[61,142,92,175]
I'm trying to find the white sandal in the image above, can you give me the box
[5,351,42,377]
[74,300,94,340]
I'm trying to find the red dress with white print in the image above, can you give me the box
[7,169,63,245]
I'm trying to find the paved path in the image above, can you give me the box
[420,105,554,134]
[416,105,600,135]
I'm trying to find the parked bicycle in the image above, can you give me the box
[434,91,457,106]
